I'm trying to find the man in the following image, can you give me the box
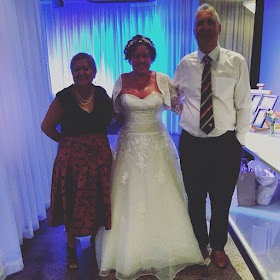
[173,4,251,268]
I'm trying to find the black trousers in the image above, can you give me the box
[179,130,242,251]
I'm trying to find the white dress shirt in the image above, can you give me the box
[173,44,252,145]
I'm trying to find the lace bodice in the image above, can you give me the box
[113,72,183,116]
[120,92,166,133]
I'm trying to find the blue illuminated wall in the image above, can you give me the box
[259,0,280,110]
[40,0,199,134]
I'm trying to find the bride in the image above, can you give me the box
[95,35,205,280]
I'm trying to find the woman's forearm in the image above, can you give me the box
[41,125,61,142]
[41,97,63,142]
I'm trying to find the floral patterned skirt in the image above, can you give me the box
[49,134,112,237]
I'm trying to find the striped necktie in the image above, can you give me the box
[200,55,215,134]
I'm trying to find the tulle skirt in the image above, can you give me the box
[95,129,204,280]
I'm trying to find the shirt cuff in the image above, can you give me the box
[236,132,246,146]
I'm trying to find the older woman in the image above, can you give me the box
[41,53,112,270]
[95,35,204,280]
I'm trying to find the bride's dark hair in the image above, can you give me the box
[124,35,156,62]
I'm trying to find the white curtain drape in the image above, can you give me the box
[0,0,56,278]
[40,0,200,134]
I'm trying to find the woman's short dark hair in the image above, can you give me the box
[70,53,97,77]
[124,35,156,62]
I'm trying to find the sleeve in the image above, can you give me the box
[168,77,183,115]
[56,86,72,109]
[156,72,171,110]
[157,72,183,115]
[112,75,123,114]
[172,61,185,99]
[107,76,124,134]
[56,89,64,102]
[234,57,252,145]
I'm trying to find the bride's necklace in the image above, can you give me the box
[133,72,151,92]
[74,87,94,105]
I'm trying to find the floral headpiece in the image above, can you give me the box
[124,35,156,61]
[126,37,153,49]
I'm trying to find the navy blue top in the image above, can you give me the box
[56,85,112,136]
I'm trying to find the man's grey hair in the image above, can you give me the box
[196,3,221,24]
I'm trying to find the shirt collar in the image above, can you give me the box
[198,44,220,63]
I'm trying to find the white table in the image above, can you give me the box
[244,130,280,174]
[229,130,280,280]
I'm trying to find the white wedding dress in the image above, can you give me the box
[95,73,204,280]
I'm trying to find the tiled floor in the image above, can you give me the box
[6,193,253,280]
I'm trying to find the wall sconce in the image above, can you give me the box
[243,0,256,14]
